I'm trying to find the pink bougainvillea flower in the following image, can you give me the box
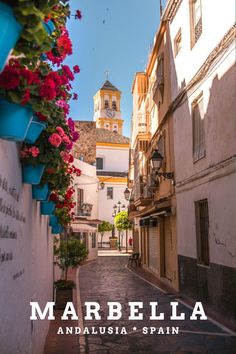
[0,66,20,89]
[48,133,62,147]
[73,65,80,74]
[39,79,57,100]
[61,65,74,81]
[62,134,71,145]
[72,93,78,100]
[21,88,31,105]
[29,146,40,157]
[56,126,65,136]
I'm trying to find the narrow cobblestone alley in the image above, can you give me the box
[78,256,236,354]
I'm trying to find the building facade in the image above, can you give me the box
[71,138,99,261]
[164,0,236,325]
[0,140,54,354]
[129,20,178,291]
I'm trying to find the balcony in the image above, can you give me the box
[76,203,93,217]
[133,175,153,207]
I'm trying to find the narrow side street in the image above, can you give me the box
[79,256,236,354]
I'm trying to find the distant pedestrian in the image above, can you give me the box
[128,237,133,247]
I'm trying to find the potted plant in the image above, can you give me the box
[0,59,79,142]
[32,183,49,201]
[54,238,88,309]
[20,145,46,184]
[0,2,23,72]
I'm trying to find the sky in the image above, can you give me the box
[66,0,166,137]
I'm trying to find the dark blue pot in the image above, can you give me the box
[25,115,46,144]
[51,224,63,234]
[0,2,23,72]
[32,183,49,201]
[49,215,58,227]
[0,99,33,141]
[22,164,45,185]
[41,201,55,215]
[43,20,55,35]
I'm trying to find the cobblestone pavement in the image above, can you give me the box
[78,256,236,354]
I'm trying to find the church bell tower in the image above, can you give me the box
[93,79,123,135]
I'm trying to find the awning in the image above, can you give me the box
[72,223,97,232]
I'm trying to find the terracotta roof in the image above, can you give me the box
[96,128,130,144]
[100,80,120,92]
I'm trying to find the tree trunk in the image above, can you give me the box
[126,229,128,253]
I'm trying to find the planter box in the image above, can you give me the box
[51,224,63,234]
[55,288,73,310]
[40,201,55,215]
[0,99,33,141]
[49,215,58,227]
[0,2,23,72]
[32,183,49,201]
[25,116,46,144]
[43,20,55,35]
[22,164,45,185]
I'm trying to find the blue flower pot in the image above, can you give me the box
[25,115,46,144]
[22,164,45,185]
[49,215,58,227]
[0,99,33,141]
[43,20,55,35]
[32,183,49,201]
[41,201,55,215]
[51,224,63,234]
[0,2,23,72]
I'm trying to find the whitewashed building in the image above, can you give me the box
[164,0,236,325]
[71,158,99,261]
[0,140,54,354]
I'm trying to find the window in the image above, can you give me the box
[190,0,202,46]
[174,29,182,57]
[157,135,165,158]
[96,157,104,170]
[112,101,117,110]
[107,187,113,200]
[104,100,109,109]
[105,124,110,130]
[76,188,83,215]
[91,233,96,248]
[192,95,205,161]
[113,124,118,132]
[195,199,209,266]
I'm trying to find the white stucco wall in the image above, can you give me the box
[0,140,54,354]
[96,146,129,173]
[169,0,236,268]
[168,0,236,96]
[72,159,98,260]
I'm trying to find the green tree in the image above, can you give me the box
[114,211,132,252]
[54,238,88,281]
[98,220,113,247]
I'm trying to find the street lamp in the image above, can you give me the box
[112,201,126,251]
[124,187,130,200]
[150,150,174,180]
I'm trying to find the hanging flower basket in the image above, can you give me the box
[49,215,59,227]
[32,183,49,201]
[41,201,55,215]
[51,224,63,234]
[22,164,45,185]
[0,99,33,141]
[0,2,23,72]
[25,115,47,144]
